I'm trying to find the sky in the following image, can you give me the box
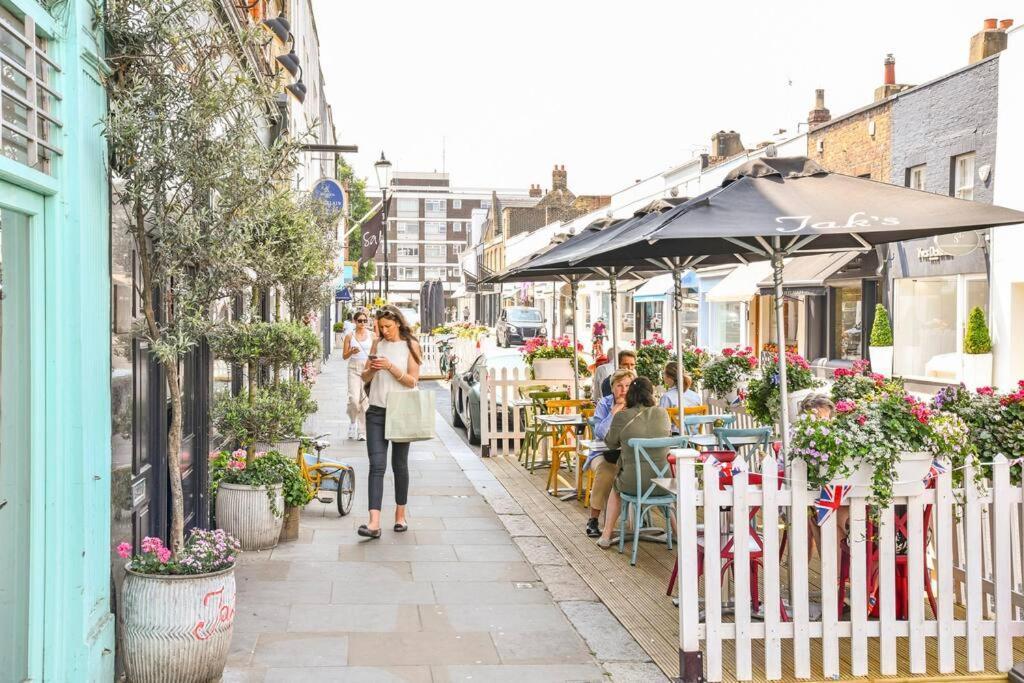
[312,0,1018,196]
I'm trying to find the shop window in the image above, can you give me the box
[831,286,863,361]
[893,275,988,380]
[766,296,800,350]
[710,301,743,351]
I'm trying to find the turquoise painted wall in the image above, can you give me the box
[0,0,114,680]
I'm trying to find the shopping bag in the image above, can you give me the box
[384,389,437,443]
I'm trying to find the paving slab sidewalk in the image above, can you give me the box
[223,357,662,682]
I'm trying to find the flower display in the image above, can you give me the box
[745,351,821,426]
[702,346,758,400]
[521,336,590,378]
[118,529,240,575]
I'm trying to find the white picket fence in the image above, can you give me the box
[419,334,498,378]
[479,367,577,457]
[675,451,1024,681]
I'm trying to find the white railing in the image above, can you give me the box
[479,367,576,457]
[419,333,498,378]
[419,334,443,378]
[675,453,1024,681]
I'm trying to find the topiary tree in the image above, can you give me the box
[963,306,993,354]
[869,304,893,347]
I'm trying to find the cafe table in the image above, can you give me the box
[537,413,585,499]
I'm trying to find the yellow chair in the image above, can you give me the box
[544,399,593,496]
[665,404,708,431]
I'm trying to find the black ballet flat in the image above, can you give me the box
[357,525,381,539]
[393,522,408,533]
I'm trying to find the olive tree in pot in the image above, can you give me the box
[961,306,993,390]
[104,0,307,679]
[868,304,894,377]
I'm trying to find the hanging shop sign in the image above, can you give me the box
[312,177,345,215]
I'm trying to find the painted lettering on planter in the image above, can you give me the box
[190,585,235,641]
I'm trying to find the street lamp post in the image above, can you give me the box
[375,152,393,300]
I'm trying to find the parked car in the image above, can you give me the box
[496,306,546,347]
[451,349,527,445]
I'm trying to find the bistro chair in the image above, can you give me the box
[544,399,593,496]
[683,413,737,437]
[714,426,772,465]
[617,436,689,566]
[665,404,709,432]
[519,390,568,470]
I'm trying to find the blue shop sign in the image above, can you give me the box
[335,286,353,302]
[313,178,345,215]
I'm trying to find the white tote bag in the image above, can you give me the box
[384,389,437,443]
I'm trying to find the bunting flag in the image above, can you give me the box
[924,459,947,483]
[704,454,743,487]
[815,484,851,526]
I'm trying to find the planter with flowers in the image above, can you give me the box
[830,359,886,403]
[522,336,589,380]
[118,529,240,683]
[961,306,993,390]
[789,389,939,510]
[702,346,759,410]
[932,381,1024,485]
[745,351,822,427]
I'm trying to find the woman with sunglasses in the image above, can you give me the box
[358,305,422,538]
[342,308,373,440]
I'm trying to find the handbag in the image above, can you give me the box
[384,389,437,443]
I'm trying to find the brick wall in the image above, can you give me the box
[807,101,892,179]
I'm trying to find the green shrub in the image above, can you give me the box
[869,304,893,347]
[332,322,345,333]
[212,380,316,447]
[963,306,992,354]
[210,321,321,367]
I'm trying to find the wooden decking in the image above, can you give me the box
[484,454,1022,681]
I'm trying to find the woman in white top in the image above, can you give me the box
[342,309,373,440]
[358,306,421,539]
[659,361,702,409]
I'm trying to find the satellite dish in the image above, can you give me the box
[934,231,981,257]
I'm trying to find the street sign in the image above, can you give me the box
[312,178,345,215]
[335,287,352,302]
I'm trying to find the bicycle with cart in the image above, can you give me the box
[296,433,355,516]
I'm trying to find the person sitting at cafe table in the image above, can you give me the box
[586,368,636,538]
[659,361,702,409]
[798,394,849,567]
[600,349,637,397]
[596,376,673,549]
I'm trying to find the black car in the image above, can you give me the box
[496,306,546,347]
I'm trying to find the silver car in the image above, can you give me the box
[451,350,527,445]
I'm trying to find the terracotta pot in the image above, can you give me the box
[119,565,236,683]
[279,504,301,542]
[216,483,284,551]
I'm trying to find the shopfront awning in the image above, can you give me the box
[632,271,699,303]
[704,260,776,303]
[756,252,862,297]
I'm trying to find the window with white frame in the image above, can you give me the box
[424,266,444,280]
[395,245,419,261]
[906,164,926,191]
[396,198,419,217]
[452,199,462,209]
[424,221,445,238]
[397,222,418,238]
[710,301,744,350]
[953,153,975,200]
[424,198,446,218]
[452,221,463,232]
[452,243,464,255]
[424,244,445,263]
[397,266,418,281]
[449,266,461,279]
[893,274,988,380]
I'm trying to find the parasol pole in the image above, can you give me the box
[570,277,581,399]
[773,237,791,454]
[672,261,686,405]
[609,268,619,371]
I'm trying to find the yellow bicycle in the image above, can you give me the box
[297,433,355,516]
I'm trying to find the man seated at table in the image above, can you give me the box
[586,368,635,538]
[596,376,673,549]
[600,350,637,397]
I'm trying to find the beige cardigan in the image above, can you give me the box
[605,405,672,496]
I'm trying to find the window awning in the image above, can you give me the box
[705,261,776,303]
[631,271,699,302]
[756,252,863,297]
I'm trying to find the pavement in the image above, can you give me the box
[223,356,665,683]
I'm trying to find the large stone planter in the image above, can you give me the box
[279,504,301,542]
[216,483,284,551]
[532,357,573,380]
[961,352,993,391]
[869,345,893,377]
[830,450,933,498]
[119,564,236,683]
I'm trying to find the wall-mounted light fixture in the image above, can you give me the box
[286,65,306,103]
[276,48,300,77]
[262,12,290,43]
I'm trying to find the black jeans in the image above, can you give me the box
[365,405,410,511]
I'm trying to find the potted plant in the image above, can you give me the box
[333,321,346,347]
[279,446,315,542]
[932,382,1024,485]
[745,350,822,426]
[830,359,886,403]
[702,346,759,410]
[868,304,894,377]
[961,306,993,390]
[522,336,589,379]
[634,335,673,386]
[117,529,240,683]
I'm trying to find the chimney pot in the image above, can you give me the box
[814,89,825,108]
[1000,19,1014,29]
[884,53,896,85]
[984,18,998,29]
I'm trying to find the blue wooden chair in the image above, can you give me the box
[617,436,690,566]
[713,426,772,463]
[682,413,736,436]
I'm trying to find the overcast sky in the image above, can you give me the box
[312,0,1017,195]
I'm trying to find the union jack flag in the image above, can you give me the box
[924,459,947,483]
[704,455,743,487]
[815,484,851,526]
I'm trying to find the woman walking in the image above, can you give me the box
[342,308,373,440]
[358,305,422,539]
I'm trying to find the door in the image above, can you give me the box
[0,197,44,680]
